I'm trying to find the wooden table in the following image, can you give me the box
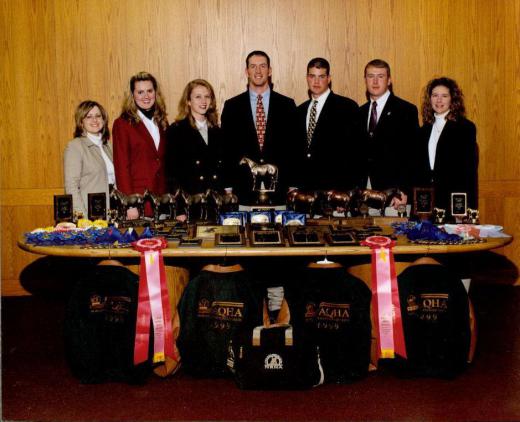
[18,235,512,258]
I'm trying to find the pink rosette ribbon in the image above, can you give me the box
[361,236,407,359]
[132,237,176,366]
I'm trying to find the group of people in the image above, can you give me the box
[64,51,478,218]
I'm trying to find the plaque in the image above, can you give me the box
[248,223,284,246]
[251,231,283,246]
[88,192,107,221]
[54,194,73,224]
[451,192,467,217]
[178,238,202,247]
[413,187,434,218]
[325,230,357,246]
[287,227,325,246]
[215,232,245,247]
[196,224,239,239]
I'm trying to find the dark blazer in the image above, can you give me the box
[112,117,167,195]
[221,90,297,202]
[165,118,228,194]
[359,93,419,194]
[415,117,478,210]
[294,91,362,191]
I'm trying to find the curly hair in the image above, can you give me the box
[73,100,110,142]
[175,79,219,129]
[119,71,169,131]
[421,77,466,124]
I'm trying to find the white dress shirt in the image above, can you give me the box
[428,110,449,170]
[366,89,391,130]
[195,118,209,145]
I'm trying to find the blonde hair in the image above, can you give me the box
[120,71,168,131]
[175,79,219,129]
[73,100,110,142]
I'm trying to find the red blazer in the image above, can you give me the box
[112,117,167,195]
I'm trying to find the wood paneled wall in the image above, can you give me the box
[2,0,519,294]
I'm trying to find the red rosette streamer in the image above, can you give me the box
[132,237,177,367]
[361,236,407,359]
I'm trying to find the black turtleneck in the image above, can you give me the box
[138,105,155,120]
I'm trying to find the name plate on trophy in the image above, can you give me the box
[215,232,246,247]
[413,187,434,218]
[325,230,357,246]
[451,192,467,217]
[287,227,325,246]
[54,194,73,224]
[178,238,202,247]
[248,223,284,246]
[88,192,107,221]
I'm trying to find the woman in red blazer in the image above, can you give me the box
[112,71,169,208]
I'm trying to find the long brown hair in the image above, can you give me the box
[421,77,466,124]
[175,79,219,129]
[120,71,169,131]
[73,100,110,142]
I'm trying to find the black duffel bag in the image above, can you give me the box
[228,295,324,390]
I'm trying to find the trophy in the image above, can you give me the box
[432,207,446,224]
[451,192,467,222]
[54,194,73,224]
[88,192,107,221]
[413,187,435,220]
[239,156,278,206]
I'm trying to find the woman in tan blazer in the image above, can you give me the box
[64,101,114,218]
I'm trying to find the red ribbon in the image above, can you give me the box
[361,236,407,359]
[132,237,177,366]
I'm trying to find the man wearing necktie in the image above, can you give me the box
[359,59,419,212]
[221,50,297,204]
[293,57,362,192]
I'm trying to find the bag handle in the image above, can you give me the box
[252,324,293,347]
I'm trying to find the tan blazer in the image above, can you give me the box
[63,136,113,217]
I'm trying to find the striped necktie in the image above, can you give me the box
[307,100,318,147]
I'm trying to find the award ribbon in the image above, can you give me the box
[361,236,407,359]
[132,237,176,365]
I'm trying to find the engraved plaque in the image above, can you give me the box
[451,192,467,217]
[54,195,73,224]
[88,192,107,221]
[413,187,434,218]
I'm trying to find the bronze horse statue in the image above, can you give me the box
[109,188,145,220]
[188,189,222,222]
[239,157,278,191]
[286,189,319,217]
[349,188,404,216]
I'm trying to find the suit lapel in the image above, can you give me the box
[241,92,260,153]
[433,120,454,170]
[313,92,333,137]
[83,137,106,168]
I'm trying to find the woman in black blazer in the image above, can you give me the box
[416,77,478,211]
[166,79,228,194]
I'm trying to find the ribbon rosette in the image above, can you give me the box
[132,237,178,367]
[361,236,407,359]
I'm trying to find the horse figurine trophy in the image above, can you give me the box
[239,156,279,205]
[108,188,146,227]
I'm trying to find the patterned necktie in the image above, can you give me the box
[307,100,318,148]
[368,100,378,137]
[255,94,266,151]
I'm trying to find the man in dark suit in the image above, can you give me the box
[359,59,419,210]
[293,57,362,192]
[221,50,297,204]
